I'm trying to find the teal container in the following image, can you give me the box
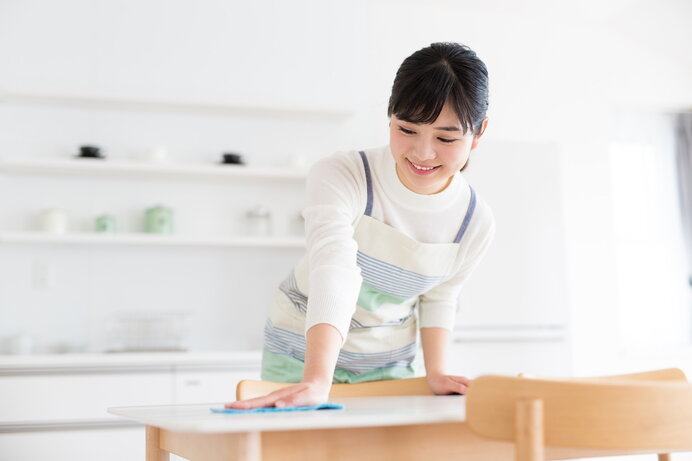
[145,205,174,234]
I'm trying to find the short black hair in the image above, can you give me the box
[387,42,489,136]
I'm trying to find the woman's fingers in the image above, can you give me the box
[275,385,328,408]
[447,376,470,394]
[456,381,468,394]
[225,383,308,409]
[449,375,472,386]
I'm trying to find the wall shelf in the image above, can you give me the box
[0,232,305,248]
[0,90,354,121]
[0,158,308,181]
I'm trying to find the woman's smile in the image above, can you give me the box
[406,158,441,175]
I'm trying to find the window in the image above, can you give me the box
[609,110,690,349]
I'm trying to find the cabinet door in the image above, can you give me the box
[447,341,571,378]
[460,141,568,327]
[0,371,173,422]
[0,426,143,461]
[174,367,260,404]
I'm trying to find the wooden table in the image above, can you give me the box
[109,395,671,461]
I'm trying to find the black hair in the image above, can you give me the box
[387,42,489,136]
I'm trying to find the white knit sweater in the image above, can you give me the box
[302,145,496,342]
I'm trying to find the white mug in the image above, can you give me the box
[288,154,308,169]
[41,208,69,233]
[148,146,168,163]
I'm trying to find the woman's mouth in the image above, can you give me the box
[406,158,441,176]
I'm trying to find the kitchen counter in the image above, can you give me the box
[0,350,262,375]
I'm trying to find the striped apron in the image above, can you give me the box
[262,150,476,383]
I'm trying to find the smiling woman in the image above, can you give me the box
[389,104,488,195]
[387,42,489,194]
[227,42,496,411]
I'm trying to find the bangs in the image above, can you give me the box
[388,61,477,135]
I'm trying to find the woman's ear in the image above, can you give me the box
[470,118,489,150]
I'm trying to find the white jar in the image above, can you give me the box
[148,146,168,163]
[246,205,272,236]
[41,208,69,233]
[9,333,34,355]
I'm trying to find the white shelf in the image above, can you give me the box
[0,232,305,248]
[0,90,354,120]
[0,157,308,181]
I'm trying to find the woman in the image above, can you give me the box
[230,42,495,409]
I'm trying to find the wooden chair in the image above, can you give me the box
[466,368,692,461]
[517,367,688,383]
[236,376,433,400]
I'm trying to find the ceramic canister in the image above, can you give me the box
[95,215,117,233]
[41,208,69,233]
[145,205,174,234]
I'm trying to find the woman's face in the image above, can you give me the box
[389,102,487,195]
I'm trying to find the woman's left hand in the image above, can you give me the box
[426,373,471,395]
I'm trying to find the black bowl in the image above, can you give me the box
[76,145,105,159]
[221,152,244,165]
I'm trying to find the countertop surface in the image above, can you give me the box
[109,395,466,433]
[0,350,263,373]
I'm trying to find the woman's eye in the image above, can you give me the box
[398,127,415,135]
[438,137,456,143]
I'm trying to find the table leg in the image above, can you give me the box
[146,426,170,461]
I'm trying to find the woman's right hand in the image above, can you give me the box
[228,324,340,410]
[224,380,331,410]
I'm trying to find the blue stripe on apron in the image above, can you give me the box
[264,318,417,374]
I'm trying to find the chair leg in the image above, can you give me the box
[658,454,671,461]
[515,398,544,461]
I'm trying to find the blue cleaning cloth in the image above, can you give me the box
[211,403,344,414]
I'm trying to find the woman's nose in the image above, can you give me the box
[414,139,436,160]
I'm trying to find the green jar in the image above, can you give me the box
[145,205,174,234]
[95,214,117,233]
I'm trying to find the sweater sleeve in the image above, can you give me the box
[418,203,496,331]
[302,151,366,345]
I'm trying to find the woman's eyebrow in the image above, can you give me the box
[433,126,461,132]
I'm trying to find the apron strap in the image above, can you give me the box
[358,151,374,216]
[454,186,477,243]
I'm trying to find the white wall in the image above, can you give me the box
[1,0,691,378]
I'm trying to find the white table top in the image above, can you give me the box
[109,395,466,434]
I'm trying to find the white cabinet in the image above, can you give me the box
[0,427,144,461]
[0,371,173,422]
[460,141,569,328]
[448,341,571,378]
[175,368,261,405]
[0,353,261,461]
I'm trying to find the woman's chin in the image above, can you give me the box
[408,177,449,195]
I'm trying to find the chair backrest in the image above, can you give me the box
[465,372,692,452]
[236,376,433,400]
[518,367,688,383]
[588,367,688,382]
